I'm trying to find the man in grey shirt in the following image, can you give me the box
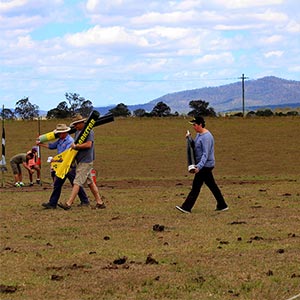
[58,114,105,210]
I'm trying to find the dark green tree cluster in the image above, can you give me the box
[14,97,39,120]
[109,103,131,117]
[46,93,93,119]
[242,109,299,117]
[131,100,215,118]
[187,100,216,117]
[8,94,288,120]
[1,108,15,119]
[2,93,94,120]
[132,101,176,117]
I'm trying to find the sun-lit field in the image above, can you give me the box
[1,116,300,300]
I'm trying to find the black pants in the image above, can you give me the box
[49,167,89,207]
[181,167,227,211]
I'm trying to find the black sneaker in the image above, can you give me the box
[58,202,71,210]
[215,206,229,211]
[42,202,56,209]
[175,206,191,214]
[95,203,106,209]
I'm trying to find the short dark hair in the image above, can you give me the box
[189,116,206,127]
[27,152,34,159]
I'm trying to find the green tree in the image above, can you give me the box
[256,109,274,116]
[133,108,146,117]
[1,108,15,120]
[46,101,70,119]
[47,94,94,119]
[150,101,171,117]
[79,100,93,117]
[188,100,216,117]
[109,103,131,117]
[15,97,39,120]
[65,93,93,116]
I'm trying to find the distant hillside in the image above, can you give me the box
[147,76,300,113]
[96,76,300,114]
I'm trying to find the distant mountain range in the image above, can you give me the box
[96,76,300,114]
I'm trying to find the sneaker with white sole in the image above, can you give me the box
[215,206,229,211]
[175,206,191,214]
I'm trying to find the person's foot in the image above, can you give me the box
[95,203,106,209]
[58,202,71,210]
[175,206,191,213]
[19,182,24,187]
[42,202,56,209]
[215,206,229,211]
[36,179,41,185]
[29,182,34,187]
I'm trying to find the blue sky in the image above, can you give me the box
[0,0,299,111]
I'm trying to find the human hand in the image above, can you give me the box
[186,130,191,138]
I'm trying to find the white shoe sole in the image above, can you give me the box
[175,206,191,214]
[215,207,229,211]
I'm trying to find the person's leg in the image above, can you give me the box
[48,176,66,207]
[51,169,55,182]
[29,169,33,183]
[59,163,91,209]
[35,166,41,183]
[18,165,23,184]
[11,162,20,184]
[179,172,204,212]
[88,182,104,205]
[66,184,80,206]
[204,169,228,209]
[67,168,90,205]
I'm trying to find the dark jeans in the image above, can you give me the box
[181,167,227,211]
[49,167,89,206]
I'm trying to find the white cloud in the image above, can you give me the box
[86,0,99,12]
[261,34,283,44]
[0,0,27,13]
[16,35,35,48]
[264,51,283,58]
[66,25,149,47]
[85,0,141,14]
[194,52,234,65]
[171,0,204,11]
[131,10,199,25]
[285,20,300,33]
[253,9,288,22]
[212,0,283,9]
[288,65,300,72]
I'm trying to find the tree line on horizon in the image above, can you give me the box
[1,93,299,120]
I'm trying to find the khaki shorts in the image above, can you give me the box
[10,161,21,175]
[74,162,93,187]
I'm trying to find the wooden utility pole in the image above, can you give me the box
[239,74,248,116]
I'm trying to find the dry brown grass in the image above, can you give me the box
[0,116,300,300]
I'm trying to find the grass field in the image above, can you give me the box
[0,116,300,300]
